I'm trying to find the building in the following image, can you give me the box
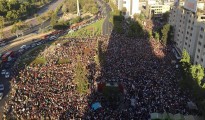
[116,0,141,18]
[150,4,170,15]
[169,4,205,67]
[193,22,205,66]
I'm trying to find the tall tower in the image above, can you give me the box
[77,0,80,16]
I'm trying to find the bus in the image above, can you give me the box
[2,51,14,62]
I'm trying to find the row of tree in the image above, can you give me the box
[180,50,205,88]
[0,0,53,22]
[180,50,205,116]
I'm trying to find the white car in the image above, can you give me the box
[5,72,10,78]
[1,69,6,75]
[20,45,27,49]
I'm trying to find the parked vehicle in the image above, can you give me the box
[5,71,10,78]
[1,69,6,75]
[2,51,14,62]
[20,45,27,49]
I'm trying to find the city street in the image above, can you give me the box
[101,1,113,35]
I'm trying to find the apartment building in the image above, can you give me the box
[150,4,170,14]
[193,22,205,66]
[169,6,205,67]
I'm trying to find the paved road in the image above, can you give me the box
[1,0,64,40]
[101,1,112,35]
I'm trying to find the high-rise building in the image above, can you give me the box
[169,2,205,67]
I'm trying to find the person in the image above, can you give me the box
[4,34,199,119]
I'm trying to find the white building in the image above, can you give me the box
[148,0,157,5]
[193,22,205,66]
[150,4,171,15]
[116,0,141,18]
[169,6,205,67]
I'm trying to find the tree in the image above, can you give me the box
[71,16,81,24]
[122,7,127,15]
[161,24,170,45]
[50,12,57,27]
[190,64,204,86]
[180,49,190,64]
[154,32,160,41]
[0,16,4,39]
[133,13,138,21]
[61,4,68,13]
[91,5,98,14]
[162,11,170,22]
[11,21,27,37]
[180,49,191,73]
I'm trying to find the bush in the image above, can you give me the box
[31,57,46,65]
[57,58,70,64]
[53,24,68,30]
[154,32,160,41]
[70,16,81,24]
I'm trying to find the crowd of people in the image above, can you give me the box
[93,33,199,119]
[3,32,200,119]
[3,38,99,119]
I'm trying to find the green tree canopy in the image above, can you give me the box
[161,24,170,45]
[180,49,190,64]
[190,64,204,86]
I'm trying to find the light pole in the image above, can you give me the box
[77,0,81,16]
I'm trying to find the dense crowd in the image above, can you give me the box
[3,32,199,119]
[3,38,98,119]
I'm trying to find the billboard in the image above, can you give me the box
[184,0,197,13]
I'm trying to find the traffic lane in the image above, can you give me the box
[0,66,12,120]
[0,19,50,53]
[37,0,64,15]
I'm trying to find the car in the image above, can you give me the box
[5,71,10,78]
[31,43,36,48]
[36,42,42,46]
[18,49,24,53]
[20,45,27,49]
[1,69,6,75]
[0,42,6,46]
[24,45,31,50]
[0,84,4,91]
